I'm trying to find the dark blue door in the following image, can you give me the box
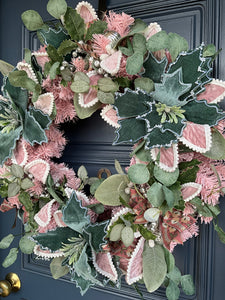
[1,0,225,299]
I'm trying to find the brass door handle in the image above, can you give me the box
[0,273,21,297]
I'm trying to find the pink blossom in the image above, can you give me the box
[92,34,110,56]
[72,57,86,72]
[201,216,213,224]
[183,202,195,216]
[106,11,134,37]
[28,179,44,196]
[49,162,81,190]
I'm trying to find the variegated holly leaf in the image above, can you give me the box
[83,221,109,252]
[38,24,69,49]
[62,191,90,233]
[33,227,78,252]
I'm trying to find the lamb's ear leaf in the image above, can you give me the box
[143,242,167,293]
[47,0,67,19]
[21,10,44,31]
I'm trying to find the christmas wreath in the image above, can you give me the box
[1,1,225,299]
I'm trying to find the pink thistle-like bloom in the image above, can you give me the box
[42,76,76,124]
[25,125,67,161]
[178,151,195,163]
[72,57,86,72]
[105,11,134,37]
[49,162,81,190]
[183,202,195,216]
[92,34,110,56]
[201,216,213,224]
[28,179,44,196]
[216,119,225,135]
[7,195,21,209]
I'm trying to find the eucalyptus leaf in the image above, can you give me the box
[180,275,195,295]
[110,224,125,241]
[121,226,134,247]
[126,52,143,75]
[21,178,34,190]
[163,247,175,273]
[162,185,175,208]
[129,19,147,34]
[97,91,115,104]
[90,178,104,195]
[49,61,60,80]
[0,60,14,76]
[128,164,150,184]
[168,32,188,62]
[133,33,147,54]
[21,10,44,31]
[134,77,154,93]
[95,174,129,206]
[0,234,14,249]
[11,164,24,178]
[50,257,70,279]
[19,236,36,254]
[98,77,118,93]
[47,0,67,19]
[154,166,179,186]
[71,80,90,93]
[8,182,20,198]
[167,266,182,285]
[147,182,164,207]
[166,280,180,300]
[77,165,88,181]
[203,44,216,57]
[146,30,169,51]
[2,248,18,268]
[143,242,167,293]
[203,129,225,159]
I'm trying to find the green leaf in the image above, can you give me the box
[57,40,77,56]
[121,226,134,247]
[0,60,14,76]
[4,78,28,112]
[19,236,36,254]
[126,52,144,75]
[114,77,131,88]
[24,49,32,64]
[71,80,90,93]
[83,221,108,252]
[152,68,191,106]
[146,30,169,52]
[143,52,168,83]
[23,110,48,145]
[50,257,70,279]
[163,248,175,273]
[73,94,101,119]
[49,62,60,79]
[166,280,180,300]
[64,7,85,41]
[47,45,62,62]
[143,242,167,293]
[203,129,225,159]
[97,91,115,104]
[98,77,118,92]
[90,178,104,195]
[8,70,38,92]
[183,100,225,126]
[180,275,195,295]
[0,126,22,165]
[63,191,90,233]
[95,174,129,206]
[21,10,44,31]
[147,182,164,207]
[133,33,147,54]
[19,191,33,211]
[115,159,124,175]
[86,203,104,214]
[11,164,24,179]
[21,178,34,190]
[77,165,88,181]
[2,248,18,268]
[128,164,150,184]
[203,44,216,57]
[134,77,154,93]
[38,25,69,49]
[0,234,14,249]
[168,32,188,62]
[29,107,51,130]
[162,185,175,208]
[85,20,107,41]
[47,0,67,19]
[8,182,20,197]
[74,71,90,83]
[129,19,147,34]
[167,266,182,285]
[214,222,225,244]
[154,166,179,186]
[110,224,125,241]
[138,225,156,240]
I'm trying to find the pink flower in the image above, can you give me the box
[105,11,134,37]
[92,34,110,56]
[72,57,86,72]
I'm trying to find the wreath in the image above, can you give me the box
[0,0,225,299]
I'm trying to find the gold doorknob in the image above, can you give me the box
[0,273,21,297]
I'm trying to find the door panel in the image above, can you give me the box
[0,0,225,299]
